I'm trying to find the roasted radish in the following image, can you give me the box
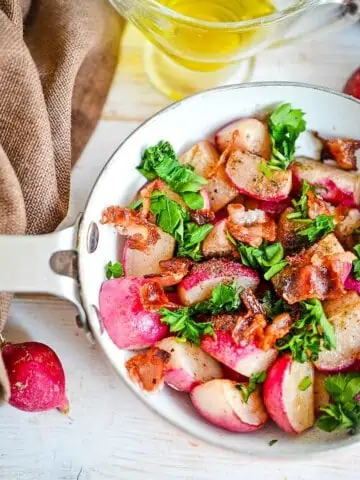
[215,118,271,159]
[314,291,360,372]
[123,228,176,276]
[263,355,315,434]
[291,157,360,207]
[201,330,278,377]
[191,379,268,432]
[180,140,219,177]
[178,258,260,306]
[202,219,236,258]
[99,277,169,350]
[157,337,223,392]
[225,150,292,201]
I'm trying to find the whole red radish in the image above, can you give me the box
[344,68,360,100]
[2,341,69,413]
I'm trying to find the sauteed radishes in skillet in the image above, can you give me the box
[99,103,360,436]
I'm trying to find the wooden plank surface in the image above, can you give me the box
[2,22,360,480]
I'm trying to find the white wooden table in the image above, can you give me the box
[2,23,360,480]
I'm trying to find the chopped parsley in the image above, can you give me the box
[177,223,213,262]
[268,439,278,447]
[105,261,123,280]
[238,242,288,280]
[261,290,290,320]
[137,141,207,209]
[298,376,312,391]
[297,215,336,244]
[267,103,306,171]
[287,180,311,220]
[352,244,360,280]
[317,373,360,435]
[276,299,336,363]
[236,371,267,403]
[160,282,241,345]
[150,190,190,243]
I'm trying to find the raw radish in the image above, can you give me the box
[2,342,68,413]
[178,258,260,306]
[123,227,176,277]
[263,355,315,434]
[202,219,235,258]
[201,330,278,377]
[314,371,330,414]
[344,67,360,100]
[225,150,292,201]
[157,337,223,393]
[191,379,268,432]
[99,277,168,350]
[291,157,360,207]
[314,291,360,372]
[215,118,272,159]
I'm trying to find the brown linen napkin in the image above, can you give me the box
[0,0,124,403]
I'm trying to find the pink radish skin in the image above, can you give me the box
[191,379,268,432]
[225,150,292,201]
[344,275,360,295]
[2,342,68,413]
[222,364,248,383]
[200,189,211,209]
[215,118,272,159]
[263,355,315,434]
[157,337,223,393]
[314,291,360,372]
[291,157,360,207]
[178,258,260,306]
[244,197,292,217]
[123,227,176,277]
[99,277,168,350]
[201,330,278,377]
[202,219,235,258]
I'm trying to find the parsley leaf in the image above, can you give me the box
[159,307,215,345]
[128,198,143,210]
[180,192,204,210]
[297,215,335,243]
[137,141,207,208]
[276,299,336,363]
[261,291,290,320]
[177,223,213,262]
[287,180,310,219]
[317,373,360,435]
[236,371,267,403]
[105,261,123,280]
[298,376,312,391]
[159,282,241,344]
[238,242,288,280]
[268,439,278,447]
[150,190,189,242]
[352,244,360,281]
[267,103,306,171]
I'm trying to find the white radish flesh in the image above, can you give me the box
[202,219,235,258]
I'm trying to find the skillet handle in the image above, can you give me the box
[0,215,87,330]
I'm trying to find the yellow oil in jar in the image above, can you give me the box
[151,0,276,71]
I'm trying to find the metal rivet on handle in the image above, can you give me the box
[87,221,99,254]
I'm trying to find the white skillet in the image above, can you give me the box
[1,82,360,459]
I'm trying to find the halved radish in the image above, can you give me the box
[291,157,360,207]
[200,188,211,210]
[243,197,292,217]
[205,165,239,212]
[99,277,168,350]
[215,118,271,159]
[225,150,292,201]
[191,379,268,432]
[157,337,223,393]
[202,219,235,258]
[263,355,315,434]
[178,258,260,306]
[123,227,176,276]
[314,291,360,372]
[180,140,219,178]
[314,371,330,414]
[201,330,278,377]
[221,364,248,383]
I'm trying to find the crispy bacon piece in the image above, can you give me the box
[125,347,171,393]
[191,208,215,225]
[316,133,360,171]
[212,313,238,332]
[226,204,276,247]
[335,207,360,249]
[144,257,192,287]
[277,207,308,253]
[231,289,267,345]
[241,289,266,315]
[207,140,235,178]
[306,190,334,219]
[139,178,187,217]
[259,313,293,351]
[101,206,160,252]
[272,234,355,304]
[140,281,178,312]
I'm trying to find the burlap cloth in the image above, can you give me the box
[0,0,124,403]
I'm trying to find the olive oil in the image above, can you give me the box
[145,0,276,72]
